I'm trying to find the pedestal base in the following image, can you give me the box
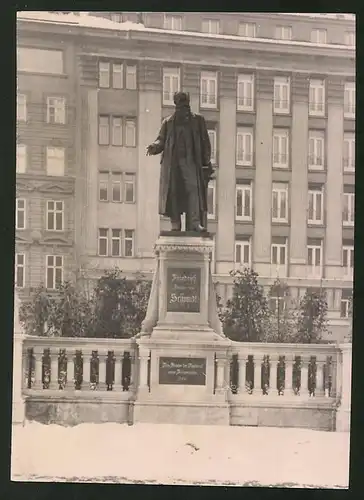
[133,400,230,425]
[12,399,25,425]
[336,408,351,432]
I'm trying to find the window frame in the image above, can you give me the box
[201,19,220,34]
[342,245,354,279]
[235,184,253,221]
[125,119,137,147]
[46,255,63,290]
[200,71,218,109]
[309,79,326,117]
[46,146,65,176]
[162,67,180,106]
[98,228,109,256]
[111,116,123,146]
[238,22,256,38]
[16,144,27,174]
[46,96,66,124]
[163,14,182,31]
[273,76,290,114]
[308,131,325,170]
[237,74,255,112]
[311,28,327,44]
[273,129,289,168]
[46,200,64,231]
[272,183,288,223]
[234,239,251,270]
[343,133,355,172]
[15,253,25,288]
[124,229,135,257]
[124,173,136,203]
[111,228,122,257]
[308,187,324,225]
[344,81,355,119]
[343,192,355,227]
[15,198,26,230]
[307,243,323,279]
[17,94,27,122]
[98,115,110,146]
[207,179,216,220]
[271,240,288,278]
[236,127,253,166]
[275,25,292,40]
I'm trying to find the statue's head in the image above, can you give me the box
[173,91,190,107]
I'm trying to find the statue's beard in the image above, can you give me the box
[174,104,191,124]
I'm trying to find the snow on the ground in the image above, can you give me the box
[11,422,349,488]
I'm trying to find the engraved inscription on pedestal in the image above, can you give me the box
[166,267,201,313]
[159,357,206,385]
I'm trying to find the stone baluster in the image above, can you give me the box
[269,355,279,396]
[129,354,137,392]
[336,343,352,431]
[253,355,263,396]
[113,352,122,391]
[215,357,226,393]
[139,349,150,391]
[49,351,60,390]
[66,350,74,390]
[98,352,107,390]
[33,348,43,390]
[315,356,326,397]
[82,350,91,390]
[285,355,294,396]
[330,355,338,398]
[300,356,310,398]
[238,354,246,395]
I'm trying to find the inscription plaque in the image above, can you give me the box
[166,267,201,313]
[159,357,206,385]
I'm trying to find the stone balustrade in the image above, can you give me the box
[22,336,137,394]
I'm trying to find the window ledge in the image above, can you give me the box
[18,71,68,79]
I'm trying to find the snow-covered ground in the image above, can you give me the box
[11,422,350,488]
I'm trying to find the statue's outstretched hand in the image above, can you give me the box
[146,144,156,156]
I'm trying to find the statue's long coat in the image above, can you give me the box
[150,113,211,218]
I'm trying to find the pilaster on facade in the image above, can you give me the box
[137,61,162,260]
[216,73,236,275]
[253,72,273,277]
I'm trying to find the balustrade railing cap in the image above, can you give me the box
[155,235,214,254]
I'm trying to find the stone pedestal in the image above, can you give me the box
[133,232,231,425]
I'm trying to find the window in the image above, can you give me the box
[110,173,121,202]
[343,189,355,226]
[208,129,217,164]
[16,199,26,230]
[307,241,322,278]
[344,81,355,118]
[308,131,325,170]
[202,19,220,34]
[17,94,26,121]
[46,147,65,176]
[98,229,108,256]
[237,74,254,111]
[342,245,354,279]
[164,15,182,30]
[269,293,287,315]
[207,179,216,219]
[111,117,123,146]
[99,61,110,88]
[308,187,324,224]
[17,47,64,74]
[309,79,325,116]
[200,71,217,108]
[238,22,256,37]
[340,291,352,318]
[275,26,292,40]
[273,129,289,168]
[343,133,355,172]
[235,239,251,270]
[126,65,137,90]
[311,29,327,44]
[46,255,63,289]
[47,97,66,124]
[15,253,25,288]
[99,116,110,145]
[111,229,122,257]
[345,31,355,46]
[16,144,27,174]
[163,67,180,105]
[236,183,252,221]
[124,229,134,257]
[46,200,64,231]
[111,13,122,23]
[112,63,123,89]
[236,128,253,166]
[99,172,109,201]
[272,183,288,222]
[124,173,135,203]
[125,119,136,147]
[273,76,290,114]
[271,238,287,278]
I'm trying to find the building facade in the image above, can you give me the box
[16,11,355,340]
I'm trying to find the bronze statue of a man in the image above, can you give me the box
[146,91,215,232]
